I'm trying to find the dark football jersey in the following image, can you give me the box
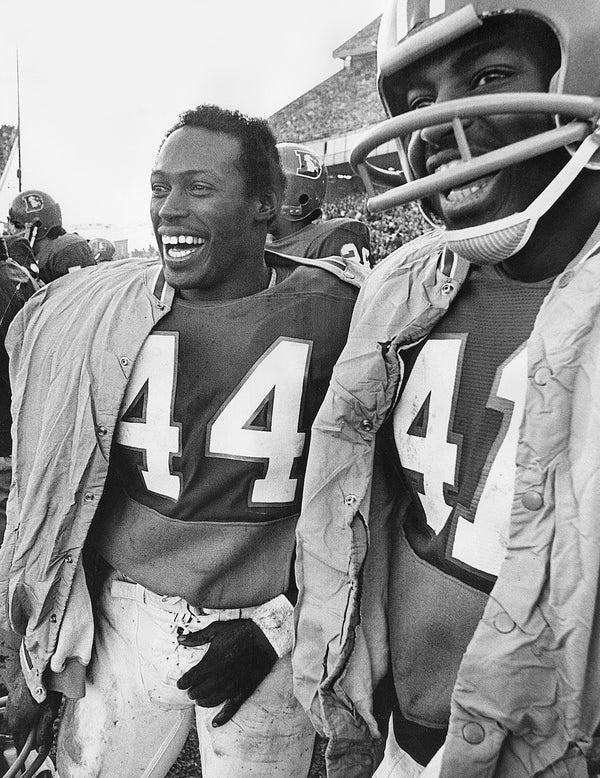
[267,218,371,266]
[384,262,554,761]
[34,233,96,283]
[111,262,357,524]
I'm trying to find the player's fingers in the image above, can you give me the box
[177,623,217,648]
[177,650,239,691]
[184,668,240,702]
[211,696,243,728]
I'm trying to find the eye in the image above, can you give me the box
[190,182,211,194]
[151,182,168,196]
[471,67,513,89]
[408,94,435,111]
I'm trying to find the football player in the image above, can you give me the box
[7,190,96,283]
[293,2,600,777]
[89,237,116,262]
[267,142,372,266]
[1,105,366,777]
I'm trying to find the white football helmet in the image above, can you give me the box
[351,0,600,263]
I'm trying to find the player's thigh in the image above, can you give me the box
[56,571,195,777]
[195,653,315,778]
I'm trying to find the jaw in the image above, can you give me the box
[435,170,508,230]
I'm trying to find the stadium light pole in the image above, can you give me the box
[16,47,22,193]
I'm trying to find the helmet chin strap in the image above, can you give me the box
[443,131,600,265]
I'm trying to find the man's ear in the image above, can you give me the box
[255,190,280,224]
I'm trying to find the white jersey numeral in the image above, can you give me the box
[116,332,182,500]
[116,334,312,505]
[207,337,312,505]
[340,242,371,266]
[394,338,528,577]
[393,338,463,533]
[452,346,527,576]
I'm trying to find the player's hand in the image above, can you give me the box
[6,673,62,755]
[176,618,278,727]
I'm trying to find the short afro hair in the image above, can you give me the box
[162,104,286,204]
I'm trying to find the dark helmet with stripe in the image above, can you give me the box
[8,190,62,240]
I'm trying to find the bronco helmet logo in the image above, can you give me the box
[294,150,322,179]
[22,193,44,213]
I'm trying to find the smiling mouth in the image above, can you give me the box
[161,234,206,259]
[434,160,497,204]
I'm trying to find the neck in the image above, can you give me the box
[178,253,272,302]
[501,171,600,282]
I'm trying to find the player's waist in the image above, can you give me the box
[389,527,488,729]
[88,487,298,608]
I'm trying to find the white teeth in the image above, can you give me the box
[161,235,205,246]
[436,160,463,174]
[167,246,196,259]
[433,161,493,203]
[445,181,488,202]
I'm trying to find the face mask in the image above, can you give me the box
[442,132,600,264]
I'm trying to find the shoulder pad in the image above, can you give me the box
[265,249,368,289]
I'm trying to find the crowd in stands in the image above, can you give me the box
[0,126,16,176]
[269,58,385,143]
[322,191,429,264]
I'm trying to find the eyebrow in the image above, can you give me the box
[151,168,218,176]
[452,37,510,71]
[405,36,511,88]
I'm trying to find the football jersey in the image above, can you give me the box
[384,262,554,761]
[91,259,358,607]
[267,217,371,266]
[34,232,96,283]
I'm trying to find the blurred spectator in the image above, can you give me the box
[268,143,371,266]
[7,190,96,283]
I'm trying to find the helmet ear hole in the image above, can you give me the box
[298,194,309,205]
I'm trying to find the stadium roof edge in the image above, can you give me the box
[332,16,381,60]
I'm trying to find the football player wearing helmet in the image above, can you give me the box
[89,237,116,262]
[268,142,372,266]
[7,190,96,283]
[293,2,600,777]
[1,105,366,777]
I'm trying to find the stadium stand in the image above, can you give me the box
[269,17,428,264]
[0,127,16,177]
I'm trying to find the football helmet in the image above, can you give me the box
[90,237,116,262]
[277,143,327,222]
[351,0,600,264]
[8,190,62,241]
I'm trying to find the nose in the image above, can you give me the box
[419,120,456,149]
[158,188,189,221]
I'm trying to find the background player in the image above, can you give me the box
[267,141,372,266]
[89,237,116,262]
[293,1,600,776]
[2,104,365,777]
[7,189,95,283]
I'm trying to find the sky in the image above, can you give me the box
[0,0,386,247]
